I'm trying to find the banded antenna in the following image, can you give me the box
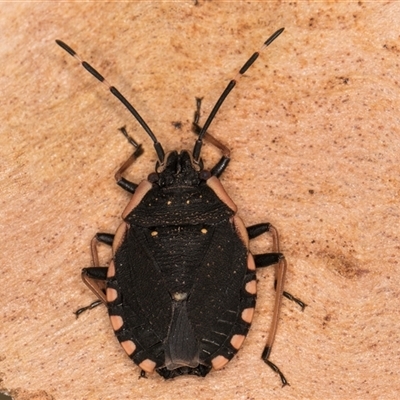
[56,28,284,167]
[192,27,284,163]
[55,39,165,164]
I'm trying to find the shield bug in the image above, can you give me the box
[56,28,305,385]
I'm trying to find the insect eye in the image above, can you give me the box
[199,170,211,181]
[148,172,159,183]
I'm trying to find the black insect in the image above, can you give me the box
[56,28,305,385]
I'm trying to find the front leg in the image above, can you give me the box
[192,97,231,177]
[114,126,144,194]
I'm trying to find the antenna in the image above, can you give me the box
[55,39,165,164]
[192,27,284,163]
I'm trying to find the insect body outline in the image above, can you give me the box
[56,27,305,384]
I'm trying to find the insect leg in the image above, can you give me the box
[74,233,114,317]
[248,223,306,309]
[114,126,144,194]
[248,223,305,386]
[192,97,230,177]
